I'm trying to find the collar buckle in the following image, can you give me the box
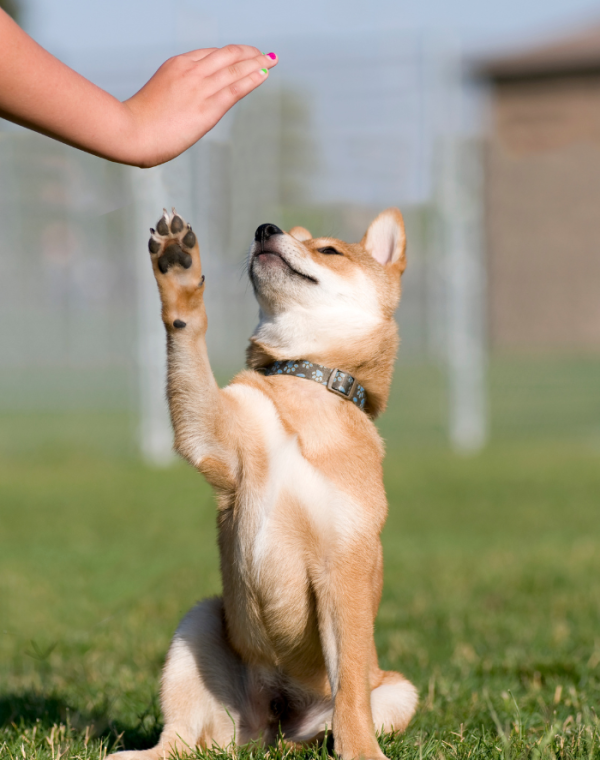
[326,368,358,399]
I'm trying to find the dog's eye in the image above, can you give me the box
[317,246,342,256]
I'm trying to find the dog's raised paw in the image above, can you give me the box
[148,209,198,275]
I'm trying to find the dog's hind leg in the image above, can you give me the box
[107,597,247,759]
[160,597,247,750]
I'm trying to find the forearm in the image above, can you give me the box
[0,9,141,165]
[0,9,277,168]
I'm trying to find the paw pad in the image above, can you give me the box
[158,244,191,274]
[171,215,184,234]
[156,217,169,236]
[148,209,197,275]
[182,229,196,248]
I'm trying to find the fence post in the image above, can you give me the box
[132,166,175,466]
[440,136,487,452]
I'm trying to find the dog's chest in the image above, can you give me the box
[221,383,367,663]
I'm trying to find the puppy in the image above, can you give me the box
[109,209,418,760]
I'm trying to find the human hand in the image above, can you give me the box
[124,46,278,167]
[0,10,276,167]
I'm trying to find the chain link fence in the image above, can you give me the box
[1,32,597,461]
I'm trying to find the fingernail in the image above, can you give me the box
[261,68,268,75]
[266,52,277,60]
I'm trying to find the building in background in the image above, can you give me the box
[480,25,600,352]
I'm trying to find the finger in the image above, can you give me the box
[196,44,263,76]
[204,52,277,95]
[208,66,271,115]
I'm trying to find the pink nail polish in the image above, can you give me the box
[266,52,277,60]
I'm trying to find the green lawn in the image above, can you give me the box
[1,358,600,759]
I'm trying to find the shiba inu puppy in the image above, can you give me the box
[109,208,417,760]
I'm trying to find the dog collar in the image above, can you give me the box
[257,360,367,412]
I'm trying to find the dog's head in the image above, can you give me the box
[246,209,406,416]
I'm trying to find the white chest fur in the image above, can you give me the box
[221,383,369,671]
[224,384,366,578]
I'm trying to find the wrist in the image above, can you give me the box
[107,99,158,168]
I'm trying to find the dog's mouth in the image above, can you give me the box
[251,250,318,284]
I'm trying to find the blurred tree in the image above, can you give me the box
[0,0,20,22]
[279,88,318,206]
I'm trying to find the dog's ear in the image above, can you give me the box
[288,226,312,242]
[361,208,406,274]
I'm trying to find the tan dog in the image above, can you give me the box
[109,209,417,760]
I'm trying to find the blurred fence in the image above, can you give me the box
[0,32,598,461]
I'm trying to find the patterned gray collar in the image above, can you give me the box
[257,360,367,412]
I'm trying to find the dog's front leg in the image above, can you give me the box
[147,210,238,484]
[313,544,386,760]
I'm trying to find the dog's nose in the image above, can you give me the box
[255,223,283,244]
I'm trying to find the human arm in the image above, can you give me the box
[0,8,278,168]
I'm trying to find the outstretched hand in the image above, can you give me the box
[125,46,278,167]
[0,8,278,167]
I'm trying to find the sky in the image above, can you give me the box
[24,0,600,59]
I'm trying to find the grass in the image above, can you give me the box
[1,357,600,759]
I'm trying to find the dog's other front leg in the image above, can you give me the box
[312,541,386,760]
[148,210,237,485]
